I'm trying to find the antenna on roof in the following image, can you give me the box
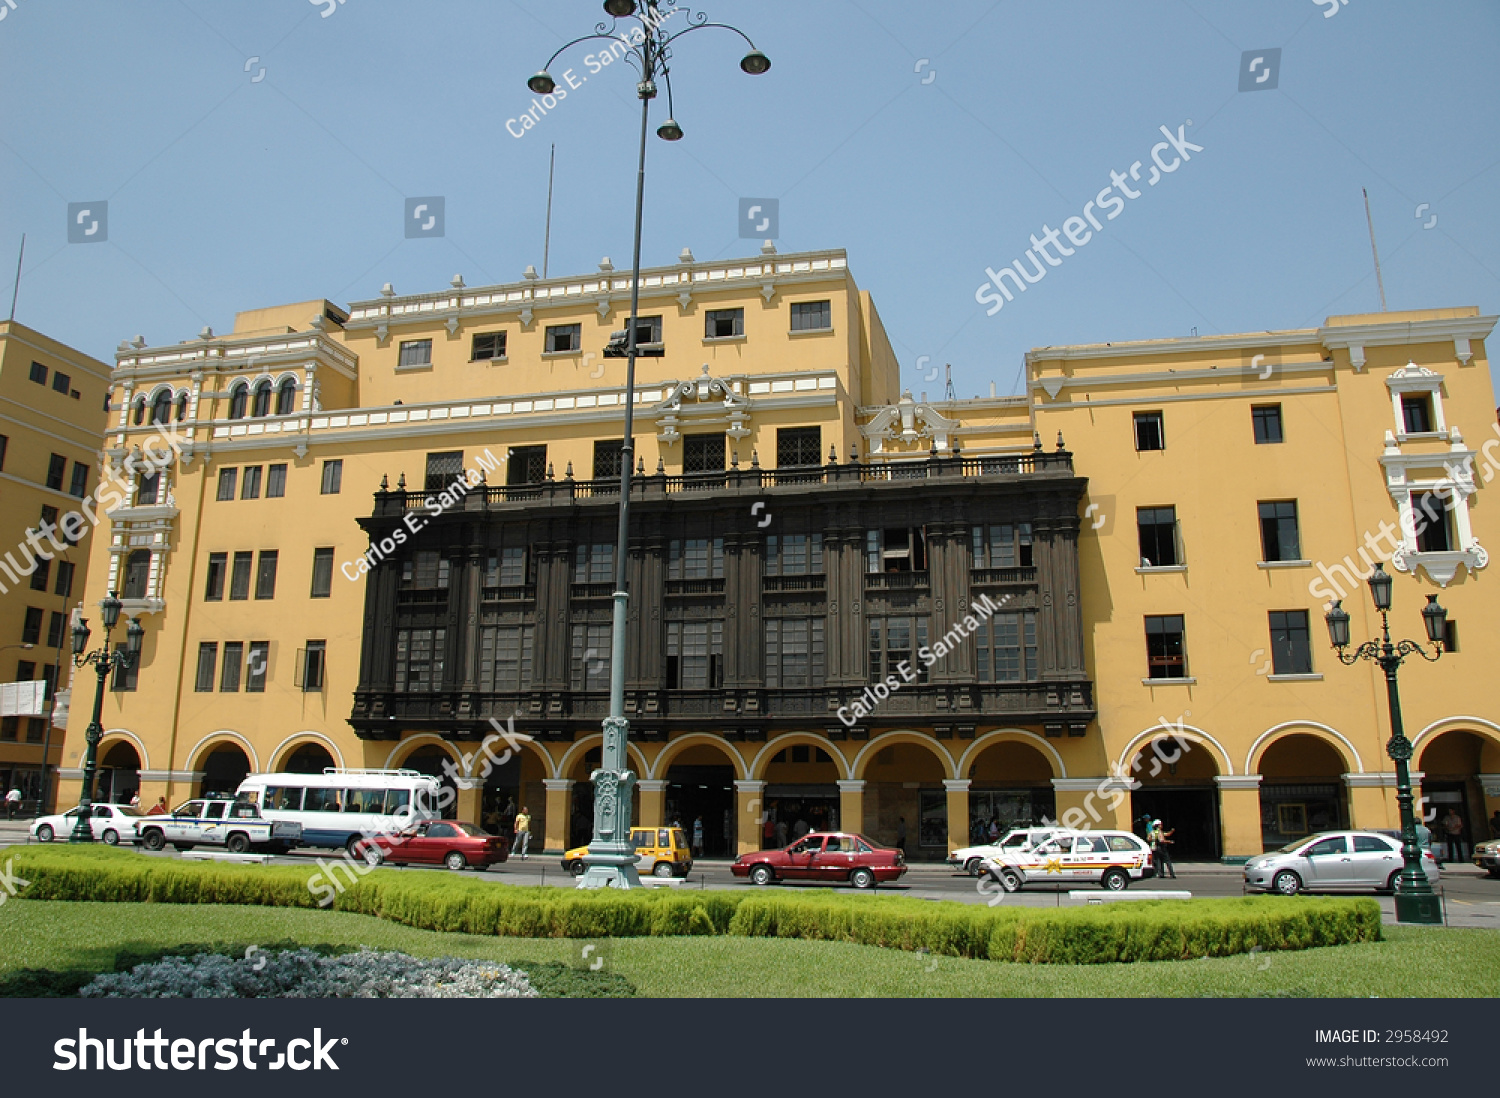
[542,144,557,279]
[6,233,23,322]
[944,363,956,403]
[1362,187,1387,312]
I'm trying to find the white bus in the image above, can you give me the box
[236,768,445,854]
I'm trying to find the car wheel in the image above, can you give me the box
[36,824,53,843]
[362,844,384,868]
[652,861,675,878]
[226,833,251,854]
[141,828,164,851]
[102,829,120,846]
[1101,869,1129,891]
[569,861,587,877]
[849,867,876,890]
[1381,870,1401,893]
[750,864,775,886]
[345,835,364,858]
[1000,869,1024,892]
[964,857,984,877]
[1273,870,1302,896]
[444,851,467,871]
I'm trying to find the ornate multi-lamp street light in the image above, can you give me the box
[68,592,143,843]
[526,1,769,888]
[1324,563,1447,924]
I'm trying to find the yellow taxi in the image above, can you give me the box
[563,826,694,878]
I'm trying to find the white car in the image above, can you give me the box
[31,803,145,845]
[983,830,1154,891]
[948,826,1070,876]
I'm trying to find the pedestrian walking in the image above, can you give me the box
[511,805,531,860]
[763,813,775,849]
[4,787,21,820]
[896,816,908,855]
[692,815,704,857]
[775,818,788,847]
[1149,818,1176,879]
[1441,808,1466,863]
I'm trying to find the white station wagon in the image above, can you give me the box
[982,830,1154,892]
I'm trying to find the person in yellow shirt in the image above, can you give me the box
[511,806,531,860]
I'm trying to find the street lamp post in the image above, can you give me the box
[1324,563,1447,924]
[68,592,143,842]
[527,1,769,888]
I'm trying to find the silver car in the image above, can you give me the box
[1243,830,1441,896]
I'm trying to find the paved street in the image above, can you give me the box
[4,819,1497,927]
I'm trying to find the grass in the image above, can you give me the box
[2,900,1495,997]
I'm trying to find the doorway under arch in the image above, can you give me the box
[198,743,251,797]
[279,741,336,774]
[1256,733,1349,848]
[1126,735,1222,861]
[963,738,1057,844]
[662,743,739,857]
[96,740,141,805]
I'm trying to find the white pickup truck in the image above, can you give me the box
[133,795,302,854]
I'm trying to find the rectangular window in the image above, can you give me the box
[1401,393,1434,434]
[1413,491,1453,553]
[29,558,50,592]
[21,607,42,645]
[471,331,507,360]
[68,462,88,498]
[229,551,253,600]
[29,362,47,385]
[1443,620,1459,654]
[969,524,1033,570]
[764,533,823,576]
[266,464,287,498]
[0,717,14,741]
[110,643,138,692]
[220,641,244,691]
[398,339,432,368]
[204,553,227,600]
[683,433,726,473]
[865,526,929,572]
[1252,403,1284,444]
[705,308,744,338]
[254,550,278,599]
[301,641,327,692]
[425,450,463,492]
[777,426,822,468]
[54,561,75,598]
[246,641,270,692]
[16,660,34,683]
[479,625,535,692]
[321,460,343,495]
[1137,507,1179,568]
[789,300,832,331]
[195,642,218,691]
[46,611,65,649]
[0,435,6,471]
[975,612,1039,682]
[575,542,615,584]
[544,324,581,353]
[627,315,662,346]
[394,630,441,692]
[668,538,724,580]
[241,465,263,500]
[486,546,530,587]
[593,439,623,482]
[868,616,929,683]
[764,618,825,688]
[1145,615,1187,679]
[138,472,160,506]
[1134,411,1165,451]
[310,548,334,597]
[1269,611,1312,675]
[507,445,547,485]
[52,371,71,394]
[217,468,238,501]
[400,550,450,590]
[46,454,67,491]
[1258,500,1302,562]
[570,624,612,690]
[666,620,723,689]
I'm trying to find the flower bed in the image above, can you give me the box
[80,948,537,998]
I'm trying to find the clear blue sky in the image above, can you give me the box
[2,0,1497,400]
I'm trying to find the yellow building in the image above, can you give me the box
[57,249,1499,862]
[0,321,112,813]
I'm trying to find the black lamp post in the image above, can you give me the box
[527,1,769,889]
[1324,563,1447,924]
[68,592,144,843]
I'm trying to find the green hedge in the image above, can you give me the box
[7,847,1381,964]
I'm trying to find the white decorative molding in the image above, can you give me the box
[651,365,754,446]
[1214,775,1263,790]
[861,389,961,454]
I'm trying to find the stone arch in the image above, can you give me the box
[1246,721,1362,775]
[1412,716,1500,758]
[956,728,1066,780]
[648,735,748,780]
[185,731,260,774]
[851,731,957,780]
[1116,722,1234,778]
[382,734,460,770]
[97,729,150,771]
[749,733,852,780]
[557,736,646,782]
[269,732,346,773]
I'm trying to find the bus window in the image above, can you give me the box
[347,789,382,812]
[384,789,411,814]
[304,788,342,813]
[267,787,303,811]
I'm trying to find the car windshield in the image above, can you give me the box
[454,822,490,837]
[1274,837,1320,854]
[115,807,144,817]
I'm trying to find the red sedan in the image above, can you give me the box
[355,820,509,871]
[732,831,906,889]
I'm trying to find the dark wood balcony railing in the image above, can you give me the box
[481,585,536,602]
[969,567,1038,585]
[570,582,615,600]
[761,574,826,593]
[864,571,930,590]
[664,578,727,596]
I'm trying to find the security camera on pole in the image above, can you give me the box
[526,1,770,888]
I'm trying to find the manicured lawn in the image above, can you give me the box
[2,900,1495,997]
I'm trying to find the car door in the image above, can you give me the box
[414,822,454,863]
[1349,834,1401,887]
[1066,835,1106,881]
[1025,835,1073,882]
[171,801,206,842]
[784,835,824,879]
[818,834,855,881]
[200,801,228,844]
[1301,835,1352,885]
